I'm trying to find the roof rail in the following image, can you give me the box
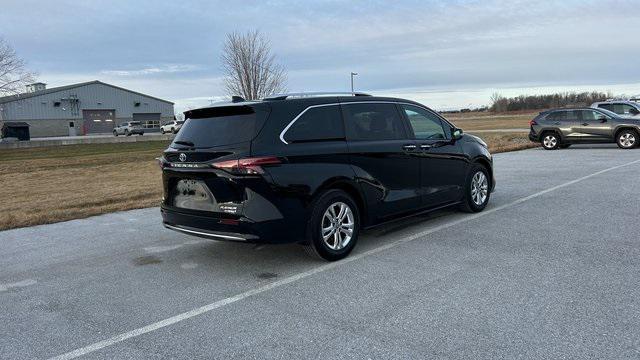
[263,92,371,100]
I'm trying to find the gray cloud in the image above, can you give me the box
[1,0,638,112]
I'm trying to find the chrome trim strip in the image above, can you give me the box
[279,101,452,145]
[163,223,248,241]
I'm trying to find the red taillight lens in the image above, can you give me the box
[211,157,281,175]
[529,119,538,126]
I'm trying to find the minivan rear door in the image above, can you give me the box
[341,102,421,221]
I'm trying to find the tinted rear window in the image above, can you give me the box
[172,105,267,149]
[284,105,344,143]
[342,103,406,141]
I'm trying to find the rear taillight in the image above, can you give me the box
[529,119,538,126]
[211,157,281,175]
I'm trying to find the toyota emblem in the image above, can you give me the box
[179,153,187,162]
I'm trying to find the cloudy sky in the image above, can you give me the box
[2,0,639,112]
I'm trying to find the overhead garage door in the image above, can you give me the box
[133,113,161,132]
[83,110,116,134]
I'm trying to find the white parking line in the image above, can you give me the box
[49,158,640,360]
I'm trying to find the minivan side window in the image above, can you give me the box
[401,104,449,140]
[284,105,344,143]
[342,103,406,141]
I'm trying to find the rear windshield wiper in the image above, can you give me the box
[173,140,195,147]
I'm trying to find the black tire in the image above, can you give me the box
[559,144,571,149]
[541,132,560,150]
[172,128,178,134]
[139,132,144,136]
[460,164,491,213]
[302,189,360,261]
[125,129,130,136]
[113,131,118,137]
[161,129,165,134]
[616,129,638,149]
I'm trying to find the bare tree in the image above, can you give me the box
[221,30,286,100]
[0,37,36,96]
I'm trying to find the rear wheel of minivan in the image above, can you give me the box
[303,190,360,261]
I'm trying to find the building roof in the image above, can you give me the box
[1,122,30,127]
[0,80,174,105]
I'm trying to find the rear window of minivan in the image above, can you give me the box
[172,105,269,149]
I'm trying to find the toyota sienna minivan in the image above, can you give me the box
[160,93,494,261]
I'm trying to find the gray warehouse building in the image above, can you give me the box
[0,81,174,137]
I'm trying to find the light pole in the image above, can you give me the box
[350,72,358,93]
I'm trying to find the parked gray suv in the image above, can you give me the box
[528,108,640,150]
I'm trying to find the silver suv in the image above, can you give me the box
[528,108,640,150]
[591,101,640,116]
[113,121,144,136]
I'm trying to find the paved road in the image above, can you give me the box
[1,145,639,359]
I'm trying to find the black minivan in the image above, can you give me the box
[160,93,494,261]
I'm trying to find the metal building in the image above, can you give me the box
[0,81,174,137]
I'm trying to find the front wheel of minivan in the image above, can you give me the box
[303,190,360,261]
[460,164,491,213]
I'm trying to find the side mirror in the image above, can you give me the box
[452,128,463,140]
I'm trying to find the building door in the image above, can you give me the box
[68,121,76,136]
[83,110,116,134]
[133,113,161,132]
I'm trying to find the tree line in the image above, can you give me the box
[490,91,613,112]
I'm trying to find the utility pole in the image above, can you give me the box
[350,72,358,93]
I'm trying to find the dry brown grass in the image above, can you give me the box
[468,131,539,153]
[446,111,539,130]
[0,142,169,231]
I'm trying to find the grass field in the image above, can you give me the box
[446,111,537,130]
[0,142,169,231]
[0,126,537,231]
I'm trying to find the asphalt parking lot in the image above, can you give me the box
[2,145,639,359]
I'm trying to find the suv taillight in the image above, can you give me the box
[211,157,281,175]
[529,119,538,126]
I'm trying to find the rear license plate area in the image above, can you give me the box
[172,179,217,211]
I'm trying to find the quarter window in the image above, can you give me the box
[401,104,448,140]
[284,105,344,143]
[342,103,406,141]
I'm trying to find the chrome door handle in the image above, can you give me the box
[420,144,433,149]
[402,144,417,151]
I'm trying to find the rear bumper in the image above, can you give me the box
[528,129,539,142]
[161,205,298,244]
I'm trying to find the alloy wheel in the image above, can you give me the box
[543,135,557,149]
[619,133,636,148]
[470,171,489,206]
[321,202,354,251]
